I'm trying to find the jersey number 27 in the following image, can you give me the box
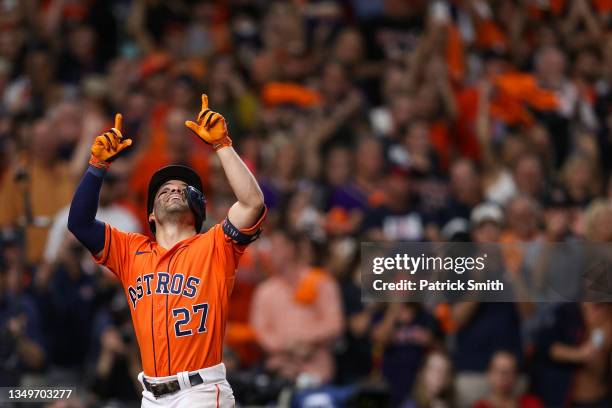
[172,303,209,337]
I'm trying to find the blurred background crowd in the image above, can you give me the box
[0,0,611,407]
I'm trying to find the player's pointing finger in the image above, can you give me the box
[114,113,123,132]
[201,94,208,110]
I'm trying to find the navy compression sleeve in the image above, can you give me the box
[67,166,107,254]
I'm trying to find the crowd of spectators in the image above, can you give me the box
[0,0,611,407]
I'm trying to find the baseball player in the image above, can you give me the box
[67,94,266,407]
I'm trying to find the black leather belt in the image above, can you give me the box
[143,373,205,398]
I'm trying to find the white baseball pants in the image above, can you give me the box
[138,363,235,407]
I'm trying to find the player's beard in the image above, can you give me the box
[164,196,189,213]
[155,195,193,225]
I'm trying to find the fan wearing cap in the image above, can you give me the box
[470,202,504,243]
[67,94,265,407]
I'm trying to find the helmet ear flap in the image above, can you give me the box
[185,185,206,232]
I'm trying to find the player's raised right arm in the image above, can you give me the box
[67,114,132,258]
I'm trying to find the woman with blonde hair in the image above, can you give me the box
[582,199,612,242]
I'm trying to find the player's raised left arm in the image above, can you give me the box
[215,147,265,228]
[185,94,265,229]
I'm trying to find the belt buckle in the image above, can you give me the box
[189,372,204,386]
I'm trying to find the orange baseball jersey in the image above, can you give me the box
[94,212,265,377]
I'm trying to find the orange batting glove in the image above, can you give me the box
[184,94,233,151]
[89,113,133,169]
